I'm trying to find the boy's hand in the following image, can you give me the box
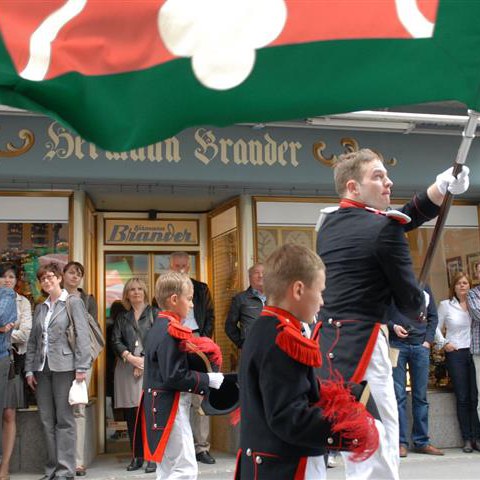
[207,372,224,389]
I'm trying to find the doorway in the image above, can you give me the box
[103,251,197,453]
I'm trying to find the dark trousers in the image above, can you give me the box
[124,407,143,458]
[445,349,480,441]
[0,356,10,456]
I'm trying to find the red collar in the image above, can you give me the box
[339,198,366,209]
[262,306,302,331]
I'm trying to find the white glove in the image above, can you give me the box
[207,372,224,390]
[435,166,470,195]
[423,290,430,308]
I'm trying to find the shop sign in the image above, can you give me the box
[105,219,198,246]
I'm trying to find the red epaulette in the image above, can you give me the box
[263,307,321,367]
[164,312,193,340]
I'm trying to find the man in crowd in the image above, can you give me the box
[169,252,216,465]
[388,286,444,458]
[225,263,265,350]
[467,261,480,430]
[316,148,469,479]
[0,274,17,461]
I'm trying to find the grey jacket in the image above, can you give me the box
[25,293,91,373]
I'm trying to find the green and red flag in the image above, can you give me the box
[0,0,478,151]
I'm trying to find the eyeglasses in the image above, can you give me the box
[39,274,57,283]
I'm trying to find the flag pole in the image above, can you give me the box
[418,109,480,288]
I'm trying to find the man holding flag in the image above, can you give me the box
[315,149,469,479]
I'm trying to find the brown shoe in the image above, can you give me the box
[413,444,444,455]
[399,445,408,458]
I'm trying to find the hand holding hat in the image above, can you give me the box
[207,372,224,389]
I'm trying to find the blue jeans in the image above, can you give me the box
[391,341,430,447]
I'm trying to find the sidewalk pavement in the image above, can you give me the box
[9,448,480,480]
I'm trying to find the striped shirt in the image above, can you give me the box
[467,286,480,355]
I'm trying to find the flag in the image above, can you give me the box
[0,0,478,151]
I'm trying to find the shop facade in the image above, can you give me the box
[1,110,480,470]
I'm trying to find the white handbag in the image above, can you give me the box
[68,379,89,406]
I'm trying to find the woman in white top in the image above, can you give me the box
[0,264,32,480]
[436,271,480,453]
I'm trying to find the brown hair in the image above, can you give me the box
[122,277,149,310]
[63,261,85,277]
[449,271,472,300]
[155,271,192,309]
[263,244,325,304]
[333,148,382,196]
[36,262,63,281]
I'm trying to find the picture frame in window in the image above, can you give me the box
[466,252,480,285]
[446,256,464,288]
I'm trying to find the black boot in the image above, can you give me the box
[126,457,144,471]
[145,461,157,473]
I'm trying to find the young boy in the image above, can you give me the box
[135,271,224,479]
[235,244,379,479]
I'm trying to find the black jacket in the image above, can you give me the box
[316,192,439,381]
[111,305,158,358]
[236,312,331,479]
[225,286,264,348]
[135,313,210,461]
[192,278,214,338]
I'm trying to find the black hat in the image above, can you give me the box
[183,341,239,416]
[200,372,239,416]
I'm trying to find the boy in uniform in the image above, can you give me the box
[135,271,224,479]
[235,244,379,479]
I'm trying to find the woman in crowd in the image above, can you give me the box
[62,261,99,477]
[111,278,158,474]
[0,264,32,480]
[436,271,480,452]
[25,262,90,480]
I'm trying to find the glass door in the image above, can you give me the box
[104,252,197,453]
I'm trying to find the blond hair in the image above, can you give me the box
[122,277,149,310]
[264,244,325,304]
[333,148,382,196]
[155,271,192,309]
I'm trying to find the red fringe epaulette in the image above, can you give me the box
[165,312,193,340]
[179,336,223,369]
[263,307,321,367]
[316,380,379,462]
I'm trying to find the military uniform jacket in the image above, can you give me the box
[316,192,439,382]
[235,308,333,480]
[134,311,210,462]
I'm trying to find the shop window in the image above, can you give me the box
[0,222,69,304]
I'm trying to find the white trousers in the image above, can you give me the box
[305,455,327,479]
[156,393,198,480]
[342,333,400,480]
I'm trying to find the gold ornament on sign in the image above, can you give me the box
[313,137,397,167]
[0,128,35,157]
